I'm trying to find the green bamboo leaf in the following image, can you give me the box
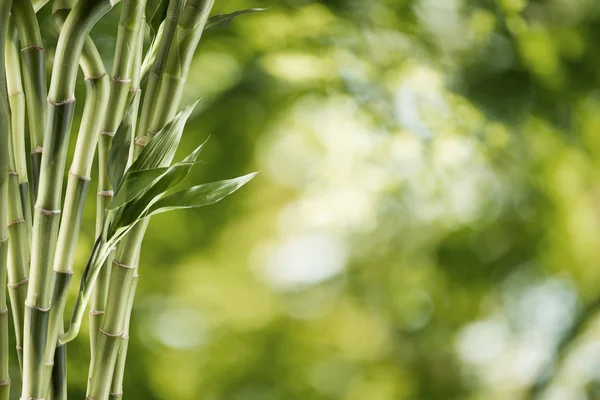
[147,172,258,216]
[107,167,169,211]
[111,142,208,233]
[107,100,137,189]
[145,0,169,38]
[205,8,269,30]
[129,99,199,172]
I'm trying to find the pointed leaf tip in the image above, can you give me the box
[205,8,270,31]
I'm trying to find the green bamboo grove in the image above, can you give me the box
[0,0,261,398]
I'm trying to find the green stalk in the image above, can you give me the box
[87,229,144,400]
[43,8,111,399]
[11,0,47,199]
[89,2,215,398]
[22,1,120,398]
[44,5,110,398]
[134,0,184,143]
[91,0,146,374]
[109,271,137,400]
[5,20,30,371]
[146,0,214,140]
[6,22,32,243]
[0,1,13,398]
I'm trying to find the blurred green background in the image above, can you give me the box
[23,0,600,399]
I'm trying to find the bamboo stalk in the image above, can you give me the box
[88,2,215,398]
[11,0,47,199]
[6,22,32,242]
[5,20,31,371]
[0,1,13,398]
[87,228,145,400]
[43,4,111,397]
[90,0,146,376]
[22,1,120,398]
[109,271,137,400]
[134,0,184,144]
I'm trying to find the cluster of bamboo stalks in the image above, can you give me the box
[0,0,258,399]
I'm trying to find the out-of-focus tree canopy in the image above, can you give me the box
[18,0,600,399]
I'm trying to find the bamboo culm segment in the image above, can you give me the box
[46,10,111,396]
[5,20,30,370]
[91,0,146,372]
[0,0,13,398]
[11,1,47,198]
[24,0,118,397]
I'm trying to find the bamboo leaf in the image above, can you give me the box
[147,172,258,216]
[129,99,199,172]
[146,0,169,37]
[107,100,136,189]
[205,8,269,30]
[111,143,207,233]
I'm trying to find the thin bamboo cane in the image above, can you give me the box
[5,21,30,371]
[0,1,13,398]
[107,24,145,398]
[88,2,215,398]
[134,0,184,144]
[11,1,47,199]
[22,1,120,398]
[90,0,146,378]
[43,3,111,397]
[6,23,32,243]
[109,271,137,400]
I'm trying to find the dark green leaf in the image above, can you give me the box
[107,99,137,189]
[129,99,199,172]
[146,0,169,38]
[108,167,169,211]
[205,8,269,31]
[112,143,208,232]
[147,172,258,216]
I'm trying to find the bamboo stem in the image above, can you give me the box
[88,1,215,398]
[5,20,30,372]
[90,0,146,377]
[6,22,32,240]
[44,5,111,397]
[11,0,47,199]
[22,1,119,398]
[0,1,13,398]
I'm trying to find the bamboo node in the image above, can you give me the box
[0,379,9,386]
[85,73,108,81]
[110,76,132,83]
[98,190,114,197]
[8,170,18,176]
[135,136,147,147]
[69,171,92,181]
[8,278,29,289]
[0,308,8,316]
[7,219,25,227]
[109,393,123,397]
[48,96,76,106]
[129,87,141,93]
[21,44,45,52]
[90,310,105,316]
[25,302,51,312]
[35,207,61,216]
[100,130,116,137]
[0,238,7,246]
[20,397,43,399]
[32,146,43,154]
[99,328,123,337]
[113,260,137,269]
[52,270,74,276]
